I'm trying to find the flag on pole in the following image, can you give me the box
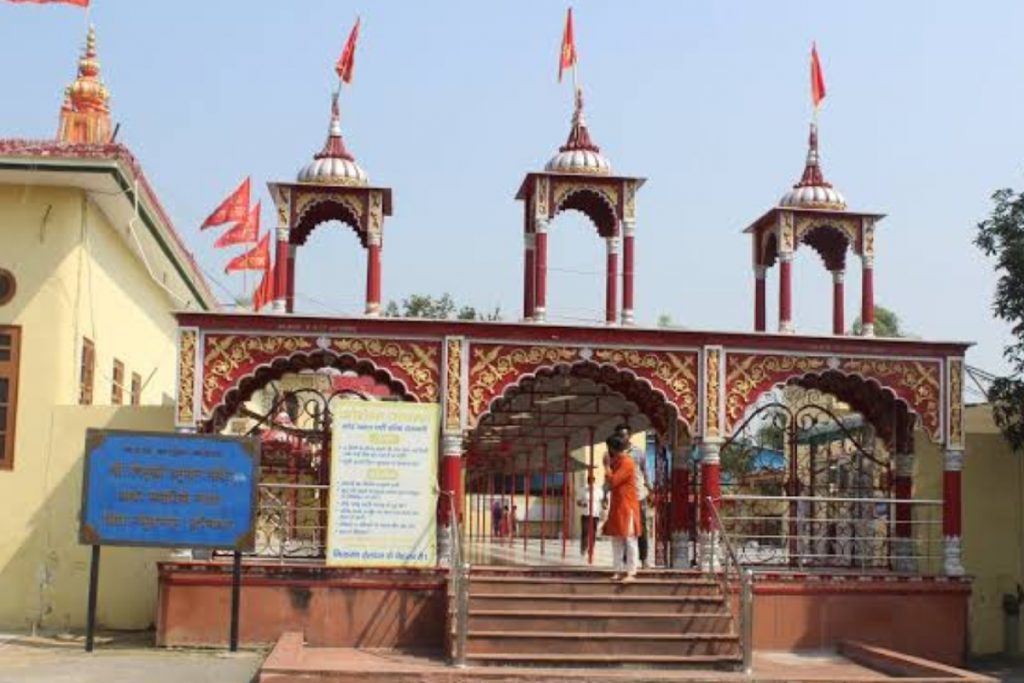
[558,8,577,83]
[225,232,270,273]
[201,177,250,230]
[252,258,277,312]
[810,42,826,109]
[335,17,360,84]
[4,0,90,6]
[214,201,261,248]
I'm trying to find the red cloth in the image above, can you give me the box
[558,8,576,83]
[6,0,89,6]
[602,453,641,538]
[201,177,250,229]
[225,231,270,273]
[252,256,276,311]
[335,18,360,84]
[214,200,260,248]
[810,42,826,109]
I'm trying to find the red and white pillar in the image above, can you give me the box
[274,226,290,313]
[534,221,549,322]
[832,269,845,335]
[671,444,691,568]
[365,231,382,316]
[943,449,965,576]
[778,253,794,333]
[523,232,536,321]
[892,452,915,572]
[754,265,767,332]
[621,220,636,325]
[438,432,464,566]
[699,440,722,570]
[605,236,620,325]
[285,244,297,314]
[861,254,875,336]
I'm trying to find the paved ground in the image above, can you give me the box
[0,632,265,683]
[969,656,1024,682]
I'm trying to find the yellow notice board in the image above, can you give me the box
[326,402,440,567]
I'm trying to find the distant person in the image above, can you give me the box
[491,498,503,537]
[500,504,511,537]
[602,432,641,581]
[576,475,604,556]
[615,424,652,569]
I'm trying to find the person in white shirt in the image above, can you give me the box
[576,474,605,556]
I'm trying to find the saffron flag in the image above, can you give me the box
[201,177,250,230]
[225,232,270,274]
[810,42,826,109]
[252,258,277,312]
[558,8,577,83]
[335,17,360,84]
[5,0,90,6]
[214,201,261,248]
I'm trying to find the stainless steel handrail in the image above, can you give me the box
[707,496,753,674]
[441,491,469,667]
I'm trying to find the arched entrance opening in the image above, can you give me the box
[462,361,691,568]
[204,352,416,559]
[715,370,937,573]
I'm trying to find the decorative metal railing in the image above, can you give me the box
[442,491,470,667]
[254,482,329,559]
[707,497,753,674]
[717,494,943,572]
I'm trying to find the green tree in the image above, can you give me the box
[976,185,1024,450]
[851,305,904,337]
[384,293,501,321]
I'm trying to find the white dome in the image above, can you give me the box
[779,184,847,210]
[545,148,612,175]
[297,156,368,186]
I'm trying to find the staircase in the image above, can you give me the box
[462,567,743,669]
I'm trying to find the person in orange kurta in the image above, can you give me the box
[602,433,642,581]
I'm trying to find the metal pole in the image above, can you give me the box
[541,446,548,557]
[587,427,596,566]
[562,437,569,560]
[229,550,242,652]
[741,568,754,674]
[84,545,100,653]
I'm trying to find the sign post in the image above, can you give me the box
[326,402,439,568]
[79,429,259,652]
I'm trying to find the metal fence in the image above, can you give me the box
[254,482,329,560]
[717,494,943,573]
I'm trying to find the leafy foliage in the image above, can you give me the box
[976,186,1024,450]
[383,293,502,321]
[851,305,904,337]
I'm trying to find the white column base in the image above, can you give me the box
[271,299,286,314]
[533,307,546,322]
[364,303,380,317]
[438,525,452,568]
[779,320,795,334]
[944,536,965,576]
[671,531,691,568]
[699,531,721,572]
[861,323,875,337]
[621,309,635,326]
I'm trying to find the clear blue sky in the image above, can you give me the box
[2,0,1021,378]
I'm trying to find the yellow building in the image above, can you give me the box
[0,28,216,632]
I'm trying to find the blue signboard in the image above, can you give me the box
[79,429,260,550]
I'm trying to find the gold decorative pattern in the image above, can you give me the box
[468,345,580,416]
[794,214,858,245]
[861,217,876,256]
[329,338,440,402]
[725,354,829,427]
[591,348,698,426]
[444,339,462,432]
[552,181,620,219]
[704,348,721,437]
[293,191,364,231]
[623,180,637,222]
[534,176,549,220]
[780,211,795,253]
[203,335,317,410]
[176,330,197,425]
[948,358,964,448]
[368,191,383,236]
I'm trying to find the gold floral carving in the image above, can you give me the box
[293,191,365,232]
[704,349,721,437]
[534,176,549,219]
[368,191,383,236]
[445,339,462,432]
[469,345,579,415]
[948,358,964,448]
[862,217,876,256]
[779,212,795,253]
[552,181,620,219]
[203,335,317,409]
[794,215,858,245]
[176,330,197,425]
[591,348,698,425]
[839,358,941,437]
[725,354,829,427]
[329,338,440,402]
[623,180,637,222]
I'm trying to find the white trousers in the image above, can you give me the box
[612,536,639,574]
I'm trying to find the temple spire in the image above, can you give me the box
[315,92,355,162]
[559,87,600,154]
[795,122,830,188]
[58,25,112,145]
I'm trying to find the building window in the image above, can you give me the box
[0,326,21,470]
[79,338,95,405]
[131,372,142,407]
[112,359,124,405]
[0,269,15,306]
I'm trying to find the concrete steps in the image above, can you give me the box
[462,568,742,669]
